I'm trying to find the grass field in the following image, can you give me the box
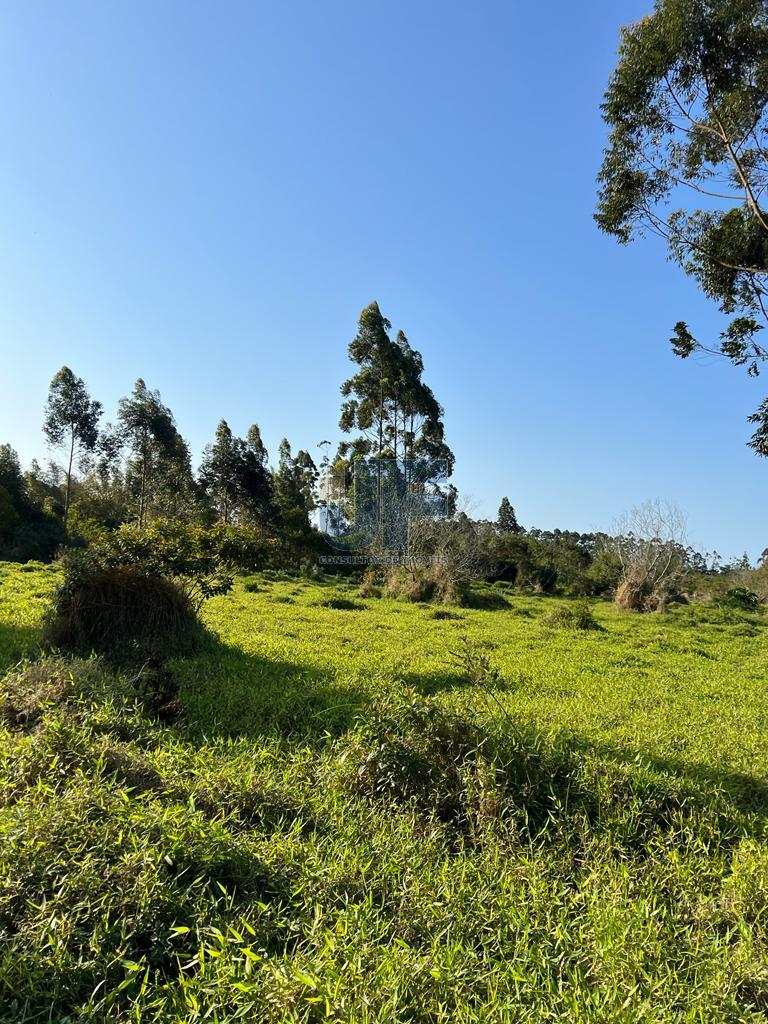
[2,562,768,1021]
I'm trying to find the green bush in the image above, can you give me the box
[720,587,761,612]
[41,521,240,661]
[344,690,488,825]
[542,600,601,631]
[101,520,235,610]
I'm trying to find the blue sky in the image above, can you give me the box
[0,1,764,560]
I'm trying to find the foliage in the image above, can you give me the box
[496,496,522,534]
[542,600,602,631]
[720,586,761,611]
[199,419,274,527]
[338,302,454,472]
[43,366,102,527]
[343,689,487,821]
[40,521,249,660]
[117,379,195,527]
[596,0,768,450]
[69,520,239,610]
[272,439,318,554]
[0,445,66,562]
[485,527,613,595]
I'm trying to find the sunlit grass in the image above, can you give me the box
[1,562,768,1022]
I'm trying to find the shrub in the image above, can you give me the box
[720,587,760,612]
[383,564,466,605]
[42,521,240,661]
[43,564,202,661]
[102,520,235,611]
[543,601,601,631]
[609,501,687,612]
[343,690,489,825]
[614,565,668,612]
[358,567,384,599]
[65,510,112,548]
[342,692,588,843]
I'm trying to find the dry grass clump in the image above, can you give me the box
[43,566,201,661]
[383,565,465,605]
[614,565,669,612]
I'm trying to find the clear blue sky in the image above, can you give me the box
[0,1,764,560]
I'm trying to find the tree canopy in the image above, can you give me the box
[43,367,102,526]
[338,302,454,472]
[596,0,768,451]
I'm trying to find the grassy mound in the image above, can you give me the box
[543,600,602,631]
[43,565,202,661]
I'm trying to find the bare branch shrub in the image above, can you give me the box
[607,500,688,612]
[396,506,487,604]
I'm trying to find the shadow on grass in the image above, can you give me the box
[460,590,510,611]
[172,635,369,742]
[571,733,768,820]
[399,668,475,696]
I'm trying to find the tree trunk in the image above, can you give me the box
[139,432,148,529]
[63,431,75,531]
[377,380,384,546]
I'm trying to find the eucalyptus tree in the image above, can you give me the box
[239,424,274,527]
[199,420,273,526]
[116,379,181,528]
[338,302,401,464]
[390,331,453,473]
[272,439,317,547]
[596,0,768,451]
[43,366,102,528]
[337,303,454,549]
[200,420,239,524]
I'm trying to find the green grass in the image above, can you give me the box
[0,561,58,672]
[1,563,768,1021]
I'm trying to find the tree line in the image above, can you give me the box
[0,369,319,563]
[1,299,762,608]
[0,301,453,565]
